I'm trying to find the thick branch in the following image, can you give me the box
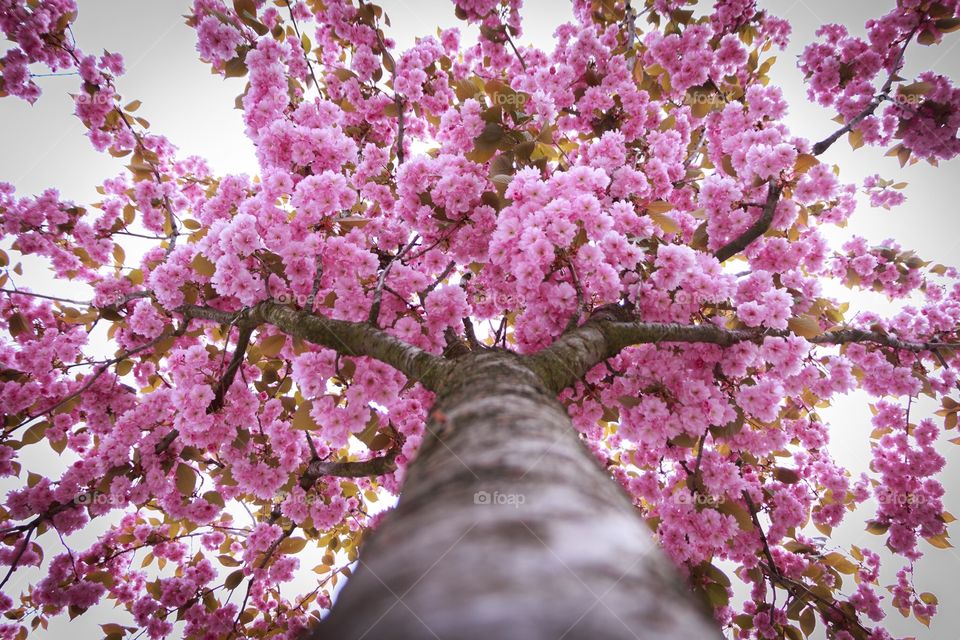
[529,315,959,392]
[713,182,782,263]
[179,303,450,390]
[300,448,399,486]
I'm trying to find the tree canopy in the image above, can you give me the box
[1,0,959,638]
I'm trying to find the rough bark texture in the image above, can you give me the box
[310,350,721,640]
[180,302,450,390]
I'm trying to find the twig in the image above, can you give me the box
[713,181,782,263]
[369,236,418,326]
[811,28,917,156]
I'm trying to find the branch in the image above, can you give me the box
[285,0,321,92]
[7,328,182,433]
[0,288,91,306]
[811,29,916,156]
[0,526,33,592]
[713,181,782,263]
[417,260,456,306]
[373,24,406,165]
[300,447,400,485]
[504,29,527,72]
[179,302,450,390]
[528,312,960,392]
[369,237,417,327]
[207,324,254,414]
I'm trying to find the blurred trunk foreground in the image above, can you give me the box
[311,350,721,639]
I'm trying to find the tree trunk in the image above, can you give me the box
[311,350,721,639]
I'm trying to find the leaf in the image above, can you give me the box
[466,141,498,164]
[722,154,737,177]
[848,128,864,150]
[717,498,754,531]
[788,314,822,338]
[191,254,216,277]
[917,28,937,45]
[898,81,934,98]
[704,582,729,607]
[925,532,952,549]
[279,537,308,554]
[649,211,679,234]
[646,201,674,214]
[897,145,911,167]
[292,400,316,430]
[936,17,960,32]
[21,421,49,446]
[799,606,816,636]
[8,312,29,338]
[225,569,244,590]
[822,552,857,574]
[175,463,197,495]
[368,432,393,451]
[793,153,820,173]
[542,140,566,162]
[865,520,890,535]
[203,490,225,507]
[218,554,242,567]
[233,0,256,20]
[476,121,503,144]
[116,359,134,376]
[259,334,285,358]
[774,467,801,484]
[783,625,804,640]
[223,55,248,78]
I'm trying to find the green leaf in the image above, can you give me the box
[218,554,242,567]
[788,314,822,338]
[799,606,816,636]
[704,582,729,607]
[259,334,286,358]
[278,537,308,554]
[175,463,197,495]
[865,520,889,535]
[225,569,244,590]
[936,17,960,32]
[774,467,801,484]
[191,254,216,277]
[292,400,316,430]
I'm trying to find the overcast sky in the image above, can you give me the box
[1,1,959,638]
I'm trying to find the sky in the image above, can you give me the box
[1,1,959,638]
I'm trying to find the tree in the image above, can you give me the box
[0,0,959,637]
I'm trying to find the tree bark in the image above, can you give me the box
[310,350,721,640]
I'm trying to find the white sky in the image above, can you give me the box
[1,1,959,638]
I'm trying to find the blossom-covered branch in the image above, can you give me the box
[532,314,960,392]
[179,302,450,390]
